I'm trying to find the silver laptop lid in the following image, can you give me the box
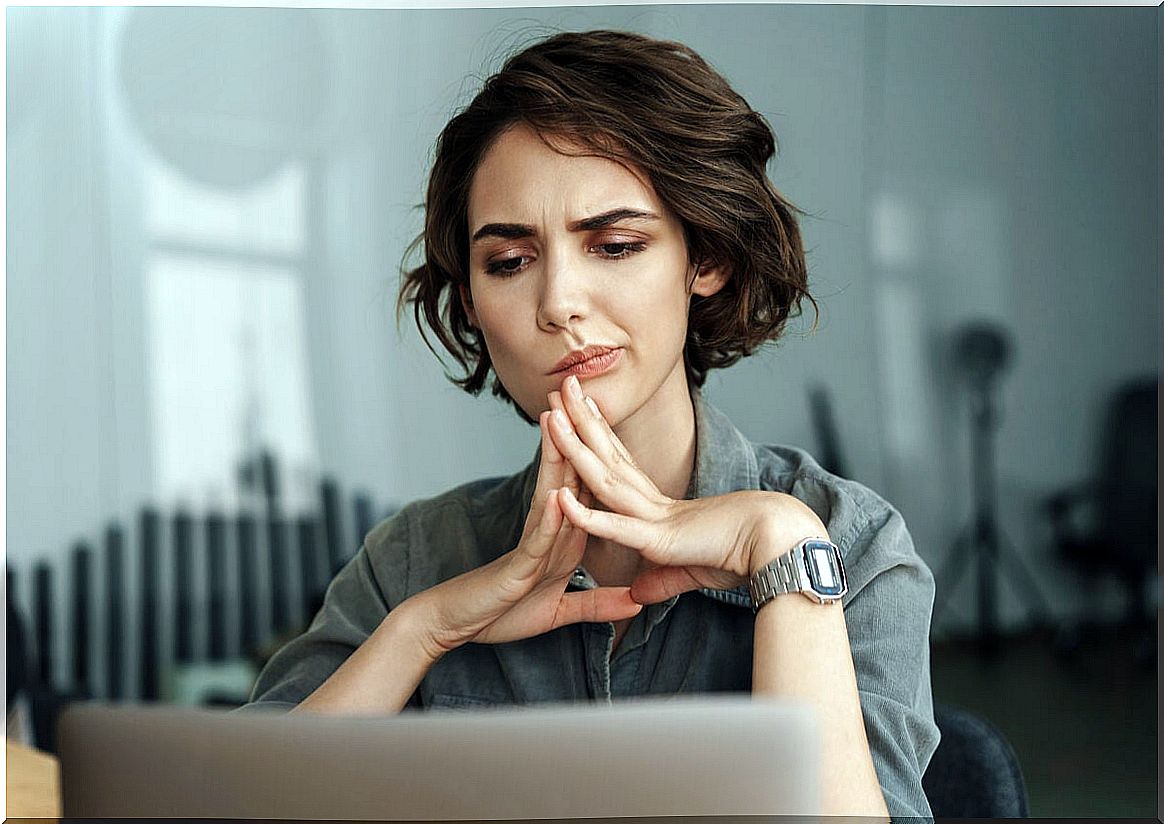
[60,696,820,820]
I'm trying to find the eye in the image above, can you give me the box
[485,255,530,277]
[593,241,647,260]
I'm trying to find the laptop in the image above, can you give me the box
[59,696,820,820]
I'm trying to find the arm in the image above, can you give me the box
[748,516,889,818]
[828,510,940,819]
[292,596,440,715]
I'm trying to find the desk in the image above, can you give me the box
[6,740,61,818]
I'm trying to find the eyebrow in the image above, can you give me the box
[470,208,660,244]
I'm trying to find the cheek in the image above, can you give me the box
[472,297,537,398]
[476,310,524,363]
[632,273,692,342]
[470,286,518,343]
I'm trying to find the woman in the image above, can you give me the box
[246,29,939,819]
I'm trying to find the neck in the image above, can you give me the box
[610,358,697,501]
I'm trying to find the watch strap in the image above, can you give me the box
[748,546,807,606]
[749,547,805,600]
[748,538,845,611]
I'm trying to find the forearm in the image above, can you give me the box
[293,597,442,715]
[750,525,890,818]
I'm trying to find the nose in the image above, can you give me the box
[536,246,588,332]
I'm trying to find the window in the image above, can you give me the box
[142,156,318,513]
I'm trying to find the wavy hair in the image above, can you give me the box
[398,29,816,424]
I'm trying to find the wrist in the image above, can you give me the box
[388,592,454,667]
[746,507,830,576]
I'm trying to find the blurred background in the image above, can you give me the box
[5,4,1158,817]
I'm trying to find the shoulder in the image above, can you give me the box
[360,466,533,605]
[753,444,896,550]
[692,392,929,602]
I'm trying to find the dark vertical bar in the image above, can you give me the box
[7,566,29,706]
[353,493,374,551]
[33,561,54,689]
[70,543,93,697]
[296,515,324,620]
[236,511,258,657]
[319,477,345,574]
[808,384,847,479]
[139,507,161,701]
[173,510,195,664]
[104,523,125,700]
[263,449,288,637]
[260,449,280,512]
[268,514,289,636]
[205,510,227,661]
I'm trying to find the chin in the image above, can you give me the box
[581,384,628,428]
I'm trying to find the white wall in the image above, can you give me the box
[5,6,1158,682]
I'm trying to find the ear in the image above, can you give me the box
[688,260,731,298]
[458,283,479,328]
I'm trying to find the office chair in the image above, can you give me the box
[923,702,1030,817]
[1044,377,1157,660]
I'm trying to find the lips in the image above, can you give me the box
[548,345,620,375]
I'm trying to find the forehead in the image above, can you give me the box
[467,124,663,225]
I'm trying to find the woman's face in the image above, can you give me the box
[463,124,728,427]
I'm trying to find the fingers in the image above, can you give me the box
[512,484,594,583]
[509,489,566,581]
[556,377,661,493]
[549,377,670,507]
[570,383,640,471]
[546,392,580,497]
[550,410,658,520]
[557,486,666,560]
[524,411,570,538]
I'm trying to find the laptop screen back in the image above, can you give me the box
[59,696,820,820]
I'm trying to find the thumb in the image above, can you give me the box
[629,565,703,605]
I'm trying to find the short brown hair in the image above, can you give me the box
[398,29,815,424]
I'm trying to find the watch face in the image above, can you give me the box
[803,540,846,597]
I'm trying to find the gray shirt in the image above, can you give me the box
[246,390,940,819]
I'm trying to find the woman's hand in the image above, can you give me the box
[409,406,642,659]
[547,375,828,605]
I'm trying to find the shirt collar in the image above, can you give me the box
[516,387,758,609]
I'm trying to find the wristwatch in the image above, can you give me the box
[748,537,848,611]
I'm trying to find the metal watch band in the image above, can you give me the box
[748,538,844,611]
[748,546,808,610]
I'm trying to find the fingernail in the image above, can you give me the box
[552,409,573,432]
[584,396,600,417]
[566,375,583,400]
